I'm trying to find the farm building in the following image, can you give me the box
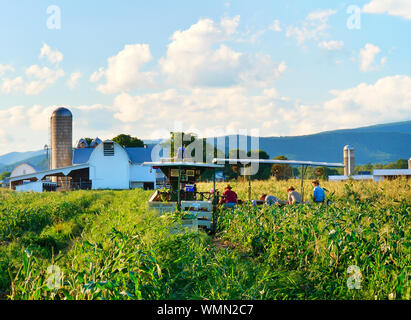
[9,107,157,192]
[9,140,157,191]
[372,169,411,181]
[10,163,38,177]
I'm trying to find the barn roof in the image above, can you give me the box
[72,146,153,165]
[125,147,153,164]
[73,148,94,164]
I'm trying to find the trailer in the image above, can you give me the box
[16,180,57,193]
[143,160,224,232]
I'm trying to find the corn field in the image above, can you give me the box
[0,178,409,300]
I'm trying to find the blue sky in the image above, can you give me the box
[0,0,410,153]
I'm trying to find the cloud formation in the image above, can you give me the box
[359,43,386,72]
[363,0,411,20]
[286,9,336,45]
[93,44,157,94]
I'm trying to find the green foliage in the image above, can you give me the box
[112,134,145,148]
[271,155,292,180]
[1,179,410,300]
[355,159,409,173]
[83,138,93,146]
[0,171,10,180]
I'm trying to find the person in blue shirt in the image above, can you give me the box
[312,179,325,203]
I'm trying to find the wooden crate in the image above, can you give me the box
[181,201,212,212]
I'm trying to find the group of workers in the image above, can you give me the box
[217,179,326,208]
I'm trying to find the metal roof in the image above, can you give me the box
[52,107,72,117]
[125,147,153,164]
[72,146,153,165]
[373,169,411,176]
[142,161,224,169]
[9,163,89,182]
[73,148,94,164]
[213,158,345,167]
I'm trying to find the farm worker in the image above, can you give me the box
[312,180,325,203]
[222,185,238,209]
[287,186,302,204]
[260,193,282,206]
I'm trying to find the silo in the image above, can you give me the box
[408,157,411,169]
[343,145,355,176]
[51,107,73,170]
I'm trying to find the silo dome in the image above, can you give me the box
[52,107,72,117]
[344,145,354,150]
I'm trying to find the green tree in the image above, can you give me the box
[84,138,93,146]
[246,150,271,180]
[271,155,292,180]
[112,134,145,148]
[0,171,11,180]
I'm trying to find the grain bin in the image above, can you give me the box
[343,145,355,176]
[51,107,73,169]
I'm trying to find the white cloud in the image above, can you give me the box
[0,76,24,94]
[160,16,284,88]
[0,103,120,154]
[286,9,336,45]
[269,20,282,32]
[363,0,411,20]
[318,40,344,50]
[67,72,82,89]
[92,44,156,94]
[359,43,386,72]
[1,75,409,153]
[0,64,14,76]
[25,64,65,94]
[26,65,65,83]
[108,75,410,139]
[39,43,63,64]
[1,44,65,95]
[89,67,105,83]
[160,16,241,87]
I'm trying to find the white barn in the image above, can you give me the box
[10,163,37,177]
[9,140,157,191]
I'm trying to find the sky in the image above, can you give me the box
[0,0,410,154]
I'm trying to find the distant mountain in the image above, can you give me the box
[0,121,409,174]
[0,150,45,166]
[145,121,411,165]
[324,120,411,134]
[0,154,48,174]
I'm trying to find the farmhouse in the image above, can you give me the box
[9,107,157,192]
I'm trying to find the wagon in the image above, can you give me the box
[143,159,224,232]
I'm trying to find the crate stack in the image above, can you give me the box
[181,200,213,230]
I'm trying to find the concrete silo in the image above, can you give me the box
[51,107,73,170]
[344,145,355,176]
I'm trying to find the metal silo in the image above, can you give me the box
[343,145,355,176]
[51,107,73,170]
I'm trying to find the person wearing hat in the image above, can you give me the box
[260,193,282,206]
[287,186,302,204]
[312,180,325,203]
[221,184,238,209]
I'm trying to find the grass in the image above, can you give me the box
[0,178,409,300]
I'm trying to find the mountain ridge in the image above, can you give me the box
[0,120,410,173]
